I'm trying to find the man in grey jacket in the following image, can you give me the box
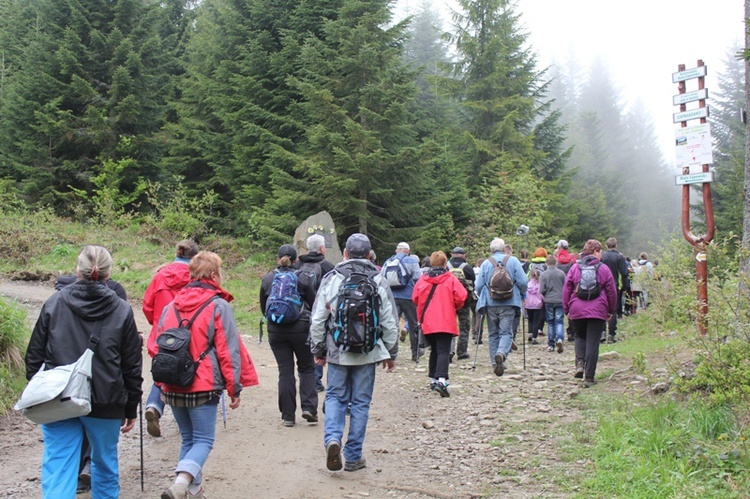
[310,233,398,473]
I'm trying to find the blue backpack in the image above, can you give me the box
[265,270,303,324]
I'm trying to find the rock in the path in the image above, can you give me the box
[422,421,435,429]
[599,350,621,360]
[651,381,671,394]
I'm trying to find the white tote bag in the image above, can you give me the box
[15,338,98,425]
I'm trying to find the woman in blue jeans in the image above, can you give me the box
[153,251,258,498]
[25,245,142,498]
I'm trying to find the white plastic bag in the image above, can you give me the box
[14,348,94,424]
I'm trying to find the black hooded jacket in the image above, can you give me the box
[25,281,143,419]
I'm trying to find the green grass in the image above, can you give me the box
[0,298,29,412]
[569,392,750,498]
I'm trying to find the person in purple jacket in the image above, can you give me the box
[562,239,618,388]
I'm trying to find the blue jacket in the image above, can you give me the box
[475,252,528,312]
[383,252,422,300]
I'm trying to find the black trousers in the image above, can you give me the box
[425,333,453,380]
[572,318,606,380]
[268,331,318,422]
[396,298,423,358]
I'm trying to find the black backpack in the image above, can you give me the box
[575,262,602,300]
[152,295,219,387]
[297,261,324,292]
[331,269,382,354]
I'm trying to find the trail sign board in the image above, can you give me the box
[672,65,707,83]
[675,123,712,167]
[675,172,714,185]
[673,88,708,106]
[673,107,709,123]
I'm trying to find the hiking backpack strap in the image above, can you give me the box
[419,284,439,324]
[173,294,220,361]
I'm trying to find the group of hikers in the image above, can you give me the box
[19,232,655,498]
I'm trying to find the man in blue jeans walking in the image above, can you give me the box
[310,233,398,472]
[474,237,528,376]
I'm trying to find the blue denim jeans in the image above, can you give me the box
[170,400,219,485]
[41,417,121,499]
[324,363,376,462]
[545,303,565,347]
[145,384,166,415]
[485,306,516,365]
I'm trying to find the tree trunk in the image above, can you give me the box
[743,0,750,275]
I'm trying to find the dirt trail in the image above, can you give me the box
[0,281,633,498]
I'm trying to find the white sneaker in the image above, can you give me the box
[161,483,188,499]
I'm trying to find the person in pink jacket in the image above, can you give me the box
[562,239,618,388]
[152,251,259,499]
[412,251,467,397]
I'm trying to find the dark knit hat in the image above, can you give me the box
[451,246,466,255]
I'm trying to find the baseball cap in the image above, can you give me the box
[451,246,466,254]
[396,242,410,251]
[346,233,371,259]
[277,244,297,260]
[557,239,569,249]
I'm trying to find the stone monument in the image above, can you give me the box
[293,211,343,264]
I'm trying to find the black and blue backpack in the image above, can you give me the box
[331,269,382,353]
[265,269,303,324]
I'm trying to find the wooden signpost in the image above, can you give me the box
[673,60,715,336]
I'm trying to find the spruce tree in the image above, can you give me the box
[0,0,174,211]
[284,0,432,253]
[445,0,570,247]
[710,47,745,241]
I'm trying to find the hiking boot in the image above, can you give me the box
[511,341,518,351]
[283,420,295,427]
[527,334,533,343]
[145,407,162,437]
[567,336,575,343]
[434,382,450,398]
[547,346,554,352]
[600,333,607,343]
[493,354,505,377]
[326,441,343,471]
[302,411,318,424]
[556,339,564,354]
[449,352,455,364]
[574,360,584,379]
[607,335,617,344]
[399,329,407,342]
[344,458,367,472]
[76,462,91,493]
[583,378,596,388]
[457,353,471,360]
[531,339,539,345]
[161,483,188,499]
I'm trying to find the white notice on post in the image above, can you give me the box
[674,123,713,167]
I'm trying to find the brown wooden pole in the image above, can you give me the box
[678,60,714,336]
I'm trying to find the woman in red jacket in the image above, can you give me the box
[152,251,259,499]
[142,239,198,437]
[412,251,467,398]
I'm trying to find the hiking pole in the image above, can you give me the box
[221,392,227,429]
[139,398,144,492]
[258,318,264,344]
[471,312,485,371]
[522,309,526,370]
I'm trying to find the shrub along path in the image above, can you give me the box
[0,281,643,498]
